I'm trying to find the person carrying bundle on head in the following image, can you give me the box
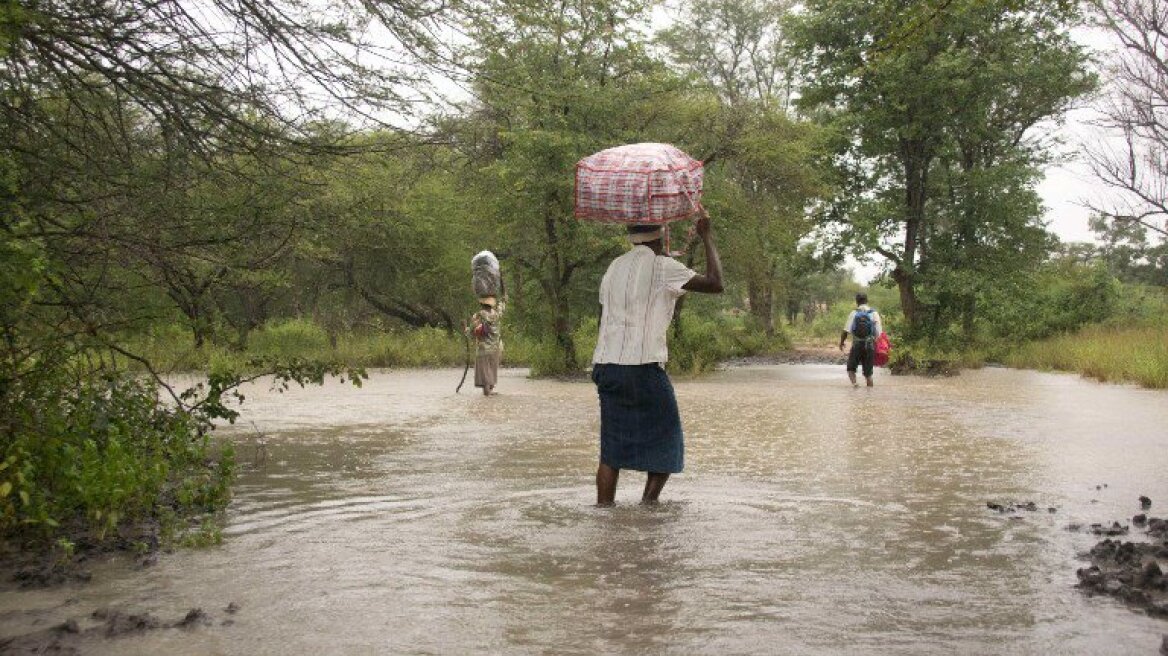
[468,296,505,396]
[591,210,723,506]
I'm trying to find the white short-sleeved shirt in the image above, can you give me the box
[592,246,697,365]
[844,305,883,338]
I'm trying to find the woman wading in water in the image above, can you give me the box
[591,212,723,505]
[469,296,505,396]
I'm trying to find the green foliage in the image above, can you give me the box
[0,369,232,543]
[788,0,1093,337]
[980,260,1123,344]
[248,319,333,357]
[1006,325,1168,389]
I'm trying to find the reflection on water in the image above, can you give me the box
[1,365,1167,654]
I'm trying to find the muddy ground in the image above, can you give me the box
[1076,513,1168,621]
[0,604,237,655]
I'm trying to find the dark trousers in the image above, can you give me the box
[847,340,875,378]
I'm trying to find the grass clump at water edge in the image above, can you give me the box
[1005,324,1168,389]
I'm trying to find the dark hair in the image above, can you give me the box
[855,292,868,305]
[626,224,660,234]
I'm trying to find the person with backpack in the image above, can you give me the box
[839,292,883,388]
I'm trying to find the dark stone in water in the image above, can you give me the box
[177,608,209,628]
[225,602,241,614]
[1160,634,1168,654]
[1078,535,1168,619]
[95,609,161,637]
[1089,522,1129,537]
[1148,517,1168,537]
[1141,496,1153,509]
[1134,514,1148,526]
[55,619,80,634]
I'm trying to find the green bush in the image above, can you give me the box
[0,367,234,544]
[667,313,739,375]
[248,318,331,357]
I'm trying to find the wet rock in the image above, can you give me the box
[1149,517,1168,537]
[1077,535,1168,618]
[12,563,91,589]
[177,608,209,628]
[986,500,1043,513]
[1141,496,1153,509]
[55,619,80,634]
[1089,522,1129,537]
[96,609,161,637]
[1077,566,1104,587]
[1066,523,1083,532]
[1134,514,1148,526]
[222,619,236,626]
[1048,507,1057,513]
[225,602,241,614]
[1141,562,1164,587]
[1160,634,1168,654]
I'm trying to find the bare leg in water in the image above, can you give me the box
[642,472,670,503]
[596,463,619,506]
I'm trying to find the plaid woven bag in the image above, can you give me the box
[574,143,703,224]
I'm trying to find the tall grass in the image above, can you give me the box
[126,320,478,373]
[1005,325,1168,389]
[123,313,790,377]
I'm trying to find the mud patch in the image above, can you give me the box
[1076,515,1168,619]
[0,604,234,654]
[724,347,847,367]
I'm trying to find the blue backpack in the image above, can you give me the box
[853,309,874,340]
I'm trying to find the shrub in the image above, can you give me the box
[0,367,233,545]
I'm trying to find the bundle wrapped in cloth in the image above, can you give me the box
[574,143,703,224]
[471,250,501,299]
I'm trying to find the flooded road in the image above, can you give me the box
[2,365,1167,654]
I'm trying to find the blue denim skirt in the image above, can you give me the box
[591,363,684,474]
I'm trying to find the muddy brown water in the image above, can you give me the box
[2,365,1167,654]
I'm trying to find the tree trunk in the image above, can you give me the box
[897,138,931,331]
[747,280,775,337]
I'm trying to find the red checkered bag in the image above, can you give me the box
[574,143,703,224]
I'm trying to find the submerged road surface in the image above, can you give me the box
[1,365,1166,654]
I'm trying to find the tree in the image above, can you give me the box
[658,0,831,336]
[1085,0,1168,240]
[1,0,453,360]
[1090,213,1168,286]
[300,141,471,335]
[788,0,1092,336]
[456,0,678,372]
